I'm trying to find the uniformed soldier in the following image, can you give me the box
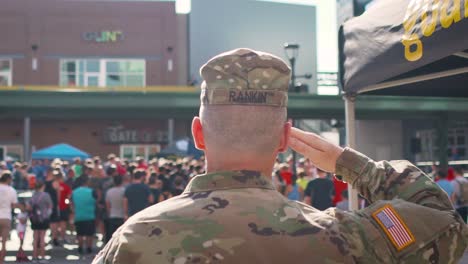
[93,48,467,264]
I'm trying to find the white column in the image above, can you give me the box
[23,117,31,162]
[168,119,175,146]
[344,95,359,210]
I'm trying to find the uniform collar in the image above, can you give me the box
[184,170,276,193]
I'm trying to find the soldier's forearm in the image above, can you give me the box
[335,148,453,209]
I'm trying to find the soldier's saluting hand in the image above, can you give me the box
[290,127,467,263]
[288,127,344,173]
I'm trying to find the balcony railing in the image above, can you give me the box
[0,85,198,93]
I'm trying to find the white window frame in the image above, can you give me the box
[0,144,23,161]
[448,126,468,160]
[84,72,100,87]
[131,59,146,87]
[104,59,146,87]
[59,58,146,88]
[120,144,160,161]
[0,59,13,86]
[60,59,82,86]
[417,126,468,162]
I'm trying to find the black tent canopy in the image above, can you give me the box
[339,0,468,209]
[340,0,468,97]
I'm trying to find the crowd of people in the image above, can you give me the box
[0,154,206,263]
[430,165,468,223]
[0,154,466,263]
[272,158,468,222]
[272,158,355,211]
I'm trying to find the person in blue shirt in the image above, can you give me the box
[436,169,455,203]
[5,158,13,171]
[71,174,97,255]
[286,174,301,201]
[31,160,46,182]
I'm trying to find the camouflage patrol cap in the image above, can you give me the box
[200,48,291,107]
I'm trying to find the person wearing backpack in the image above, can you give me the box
[28,180,52,263]
[452,166,468,223]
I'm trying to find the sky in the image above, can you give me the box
[259,0,340,94]
[124,0,341,94]
[173,0,339,75]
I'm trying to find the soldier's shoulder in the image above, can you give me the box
[125,194,191,224]
[292,199,466,263]
[121,191,220,231]
[96,192,238,264]
[354,199,466,262]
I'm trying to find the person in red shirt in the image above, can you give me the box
[115,158,127,176]
[106,154,127,176]
[54,169,72,244]
[279,164,292,185]
[447,167,455,181]
[332,177,348,206]
[136,156,148,170]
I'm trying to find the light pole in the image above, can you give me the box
[284,43,299,176]
[283,43,312,176]
[284,43,299,93]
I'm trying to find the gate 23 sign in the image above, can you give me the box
[83,31,124,43]
[103,126,168,144]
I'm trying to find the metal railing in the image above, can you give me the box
[0,85,198,93]
[416,160,468,166]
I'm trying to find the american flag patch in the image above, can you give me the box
[372,205,415,251]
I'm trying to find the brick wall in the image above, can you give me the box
[0,119,192,159]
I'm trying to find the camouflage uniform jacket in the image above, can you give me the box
[93,148,467,264]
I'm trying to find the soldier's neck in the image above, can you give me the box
[205,159,273,178]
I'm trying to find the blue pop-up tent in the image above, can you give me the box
[32,143,90,160]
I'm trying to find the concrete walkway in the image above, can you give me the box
[2,225,468,263]
[3,227,102,264]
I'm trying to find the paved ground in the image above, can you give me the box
[462,253,468,264]
[3,226,103,264]
[2,225,468,263]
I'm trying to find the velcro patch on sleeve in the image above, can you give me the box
[372,204,415,251]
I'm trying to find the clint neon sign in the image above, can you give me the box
[82,30,124,43]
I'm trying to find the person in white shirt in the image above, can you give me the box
[0,170,18,263]
[452,166,468,223]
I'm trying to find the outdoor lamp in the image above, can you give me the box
[283,43,300,61]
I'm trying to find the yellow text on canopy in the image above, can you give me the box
[402,0,467,62]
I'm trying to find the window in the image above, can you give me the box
[106,60,145,87]
[448,136,455,145]
[0,59,12,86]
[417,129,437,162]
[417,125,468,162]
[448,126,468,160]
[120,144,160,161]
[60,59,145,87]
[0,145,23,161]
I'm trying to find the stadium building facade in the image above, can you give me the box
[0,0,192,160]
[0,0,467,169]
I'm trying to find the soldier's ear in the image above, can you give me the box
[278,121,291,153]
[192,117,206,150]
